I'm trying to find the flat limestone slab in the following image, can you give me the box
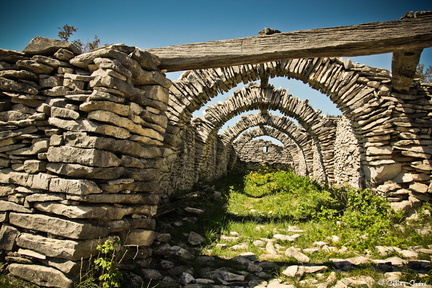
[16,233,101,260]
[34,202,157,220]
[9,212,108,239]
[8,263,72,288]
[47,146,121,167]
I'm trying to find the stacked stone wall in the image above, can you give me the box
[333,115,363,188]
[377,84,432,212]
[236,139,293,167]
[1,37,432,287]
[200,137,229,182]
[167,124,199,193]
[0,37,171,287]
[232,125,306,176]
[166,123,231,194]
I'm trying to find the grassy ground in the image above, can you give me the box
[172,167,432,285]
[2,167,432,287]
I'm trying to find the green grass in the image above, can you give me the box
[160,166,432,286]
[204,168,432,256]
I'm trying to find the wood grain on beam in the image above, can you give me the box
[392,49,423,92]
[147,14,432,72]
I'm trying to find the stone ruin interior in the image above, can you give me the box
[0,11,431,288]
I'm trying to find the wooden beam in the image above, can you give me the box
[147,13,432,72]
[392,49,423,91]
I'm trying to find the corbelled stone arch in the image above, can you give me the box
[220,113,311,176]
[167,57,390,134]
[166,57,395,187]
[234,125,307,176]
[193,84,334,182]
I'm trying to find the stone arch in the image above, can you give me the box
[220,113,310,176]
[234,125,307,176]
[192,83,334,182]
[167,57,391,132]
[166,57,394,187]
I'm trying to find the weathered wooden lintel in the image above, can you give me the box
[147,12,432,91]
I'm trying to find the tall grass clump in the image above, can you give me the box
[226,167,344,221]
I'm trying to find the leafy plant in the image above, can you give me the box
[94,238,123,288]
[74,238,123,288]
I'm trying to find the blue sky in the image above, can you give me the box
[1,0,431,135]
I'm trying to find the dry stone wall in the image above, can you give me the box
[334,115,363,188]
[235,138,294,169]
[0,37,171,287]
[1,36,432,287]
[379,84,432,212]
[166,124,200,193]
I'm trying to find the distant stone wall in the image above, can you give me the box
[0,37,171,287]
[232,125,307,176]
[221,113,311,175]
[236,139,293,167]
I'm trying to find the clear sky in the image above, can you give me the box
[1,0,431,134]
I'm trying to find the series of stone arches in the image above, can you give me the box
[1,15,431,283]
[221,113,310,174]
[163,57,398,196]
[192,83,334,182]
[232,125,307,176]
[163,54,432,216]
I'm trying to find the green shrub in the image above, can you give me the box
[75,238,123,288]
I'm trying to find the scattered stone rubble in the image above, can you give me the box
[125,186,432,288]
